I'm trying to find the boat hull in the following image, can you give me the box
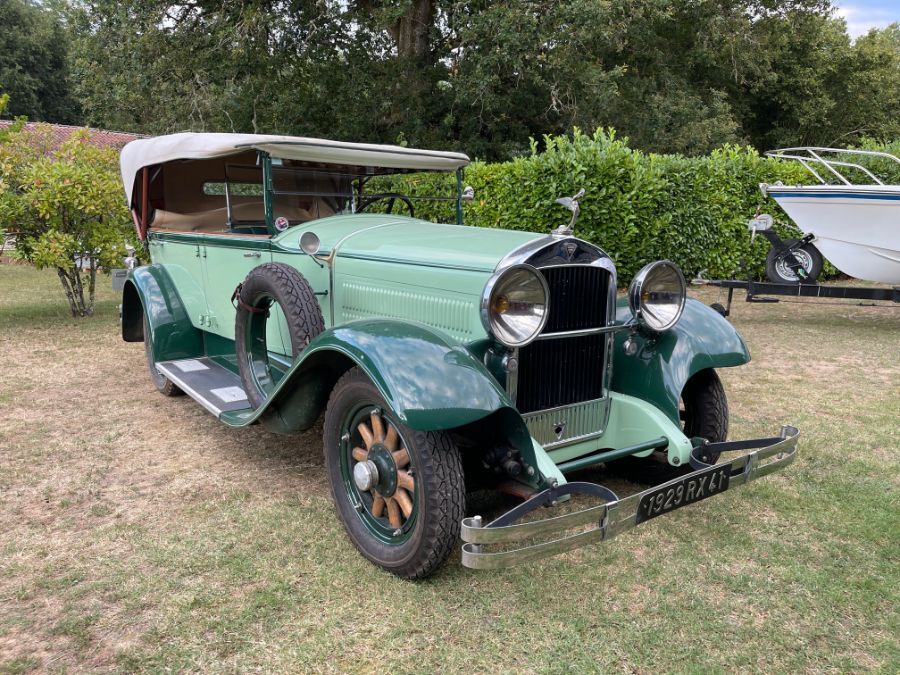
[766,185,900,284]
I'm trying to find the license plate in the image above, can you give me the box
[635,463,733,524]
[111,269,127,292]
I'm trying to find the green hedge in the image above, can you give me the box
[383,129,900,281]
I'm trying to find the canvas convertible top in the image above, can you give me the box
[119,132,471,205]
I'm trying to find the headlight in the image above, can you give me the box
[481,264,549,347]
[628,261,686,331]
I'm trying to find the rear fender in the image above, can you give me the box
[121,265,204,362]
[611,297,750,424]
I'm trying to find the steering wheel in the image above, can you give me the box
[357,192,415,217]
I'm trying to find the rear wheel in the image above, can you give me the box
[143,312,182,397]
[323,367,465,579]
[765,239,823,283]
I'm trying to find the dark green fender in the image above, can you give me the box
[121,265,204,361]
[612,297,750,425]
[220,319,542,481]
[223,319,512,430]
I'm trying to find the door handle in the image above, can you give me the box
[243,252,261,258]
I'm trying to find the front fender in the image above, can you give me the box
[611,298,750,424]
[220,319,549,488]
[122,265,203,362]
[223,319,514,432]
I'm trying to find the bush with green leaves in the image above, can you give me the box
[0,121,133,317]
[385,129,832,281]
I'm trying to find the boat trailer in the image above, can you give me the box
[693,274,899,317]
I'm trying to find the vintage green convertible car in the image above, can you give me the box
[119,133,798,578]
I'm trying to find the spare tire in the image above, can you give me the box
[235,263,325,407]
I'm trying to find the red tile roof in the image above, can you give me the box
[0,121,142,150]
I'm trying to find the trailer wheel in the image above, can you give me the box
[143,311,183,397]
[765,240,823,283]
[323,367,465,579]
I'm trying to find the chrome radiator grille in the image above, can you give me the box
[515,265,611,416]
[541,266,609,332]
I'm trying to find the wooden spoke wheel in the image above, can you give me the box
[346,408,419,541]
[323,367,465,579]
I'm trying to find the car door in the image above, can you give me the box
[147,235,208,328]
[199,236,294,359]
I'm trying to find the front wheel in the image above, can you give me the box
[680,369,728,464]
[765,240,823,283]
[323,367,465,579]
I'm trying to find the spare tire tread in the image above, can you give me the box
[235,263,325,407]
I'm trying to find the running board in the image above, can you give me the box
[156,358,252,417]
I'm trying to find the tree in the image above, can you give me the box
[0,0,80,123]
[65,1,900,159]
[0,121,133,316]
[828,24,900,145]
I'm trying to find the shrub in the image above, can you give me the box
[0,122,134,316]
[385,128,851,281]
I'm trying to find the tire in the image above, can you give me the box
[680,369,728,464]
[765,240,823,283]
[143,311,183,397]
[323,367,465,579]
[235,263,324,407]
[610,369,729,483]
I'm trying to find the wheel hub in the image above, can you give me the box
[776,250,812,281]
[353,460,379,492]
[367,444,398,497]
[346,408,416,538]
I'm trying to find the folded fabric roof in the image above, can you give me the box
[120,132,470,204]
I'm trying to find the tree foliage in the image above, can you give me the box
[0,0,79,123]
[0,121,133,316]
[63,1,900,159]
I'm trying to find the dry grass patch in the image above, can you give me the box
[1,266,898,673]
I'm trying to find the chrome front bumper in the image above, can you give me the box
[461,426,799,570]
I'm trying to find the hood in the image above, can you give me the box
[275,214,547,272]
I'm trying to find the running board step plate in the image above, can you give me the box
[156,358,252,417]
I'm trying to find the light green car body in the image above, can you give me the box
[124,211,750,491]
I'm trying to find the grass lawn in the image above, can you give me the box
[0,264,897,673]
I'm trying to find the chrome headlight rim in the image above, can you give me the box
[481,263,550,348]
[628,260,687,332]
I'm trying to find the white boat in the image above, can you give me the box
[761,147,900,284]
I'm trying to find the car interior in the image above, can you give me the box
[143,150,353,236]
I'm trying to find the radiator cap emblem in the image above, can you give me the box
[552,188,585,236]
